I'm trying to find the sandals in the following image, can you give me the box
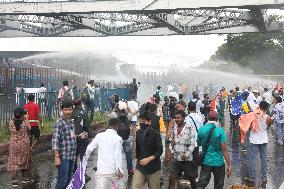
[11,180,18,188]
[22,178,32,184]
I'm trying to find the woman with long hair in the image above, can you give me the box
[7,107,31,187]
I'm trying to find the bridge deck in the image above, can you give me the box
[0,0,284,14]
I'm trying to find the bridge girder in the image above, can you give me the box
[0,18,77,36]
[0,8,283,36]
[0,0,284,14]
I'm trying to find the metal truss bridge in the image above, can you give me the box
[0,0,284,37]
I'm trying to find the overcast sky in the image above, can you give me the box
[0,35,226,68]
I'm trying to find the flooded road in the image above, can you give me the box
[1,120,284,189]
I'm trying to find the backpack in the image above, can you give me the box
[81,87,91,103]
[62,87,72,102]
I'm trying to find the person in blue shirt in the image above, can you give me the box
[196,111,232,189]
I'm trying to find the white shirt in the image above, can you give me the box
[39,87,47,93]
[185,113,204,131]
[263,91,273,104]
[39,87,47,99]
[273,102,284,123]
[185,113,204,147]
[247,92,256,104]
[249,115,269,144]
[196,99,204,114]
[86,84,96,100]
[247,93,259,111]
[85,129,123,174]
[127,100,139,121]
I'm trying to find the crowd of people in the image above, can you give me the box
[5,78,284,189]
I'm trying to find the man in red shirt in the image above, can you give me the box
[23,94,42,150]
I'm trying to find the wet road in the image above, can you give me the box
[1,117,284,188]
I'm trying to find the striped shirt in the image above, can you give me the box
[52,116,77,161]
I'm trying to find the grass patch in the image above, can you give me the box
[41,117,57,136]
[0,126,10,143]
[0,112,109,143]
[94,111,109,124]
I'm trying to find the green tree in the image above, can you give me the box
[210,32,284,74]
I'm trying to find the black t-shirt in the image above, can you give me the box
[150,113,160,133]
[71,106,90,136]
[136,127,163,175]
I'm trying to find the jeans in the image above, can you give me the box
[219,100,225,114]
[240,132,250,150]
[275,122,284,142]
[248,143,268,180]
[55,159,75,189]
[84,99,95,122]
[197,164,225,189]
[123,138,133,170]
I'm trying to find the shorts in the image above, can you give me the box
[30,126,40,140]
[170,160,198,179]
[130,121,137,127]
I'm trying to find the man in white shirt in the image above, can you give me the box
[191,93,204,114]
[85,118,123,189]
[39,83,47,107]
[85,80,96,123]
[263,88,273,105]
[245,101,272,187]
[248,90,259,111]
[127,96,139,137]
[262,88,273,114]
[186,101,205,130]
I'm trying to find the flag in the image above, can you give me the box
[230,93,243,116]
[66,157,88,189]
